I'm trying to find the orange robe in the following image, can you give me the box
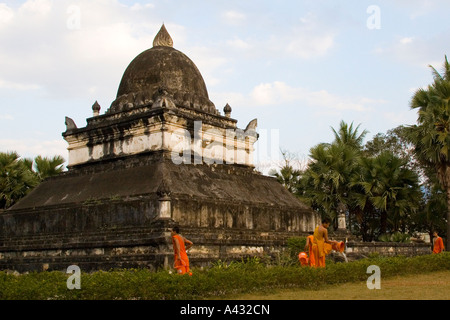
[172,234,190,274]
[311,226,326,268]
[433,236,445,254]
[306,235,315,267]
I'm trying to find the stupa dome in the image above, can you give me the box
[108,24,216,114]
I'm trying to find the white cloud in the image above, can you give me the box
[286,34,334,59]
[0,138,67,159]
[19,0,52,15]
[0,3,14,25]
[0,114,14,120]
[375,34,449,69]
[187,46,228,87]
[0,78,41,91]
[283,13,336,59]
[222,10,246,25]
[209,91,247,110]
[383,110,417,126]
[130,3,155,11]
[249,81,371,112]
[400,37,414,45]
[212,81,382,119]
[0,0,164,100]
[394,0,446,20]
[226,37,251,50]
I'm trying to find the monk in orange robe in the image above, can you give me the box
[432,231,445,254]
[311,218,335,268]
[171,226,193,275]
[304,232,315,267]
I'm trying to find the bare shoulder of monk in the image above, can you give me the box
[320,225,329,240]
[318,225,326,235]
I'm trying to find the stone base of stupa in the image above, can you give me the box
[0,153,318,273]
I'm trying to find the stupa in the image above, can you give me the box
[0,25,319,272]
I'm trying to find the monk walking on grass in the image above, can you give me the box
[432,231,445,254]
[311,218,335,268]
[171,226,193,275]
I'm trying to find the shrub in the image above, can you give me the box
[0,253,448,300]
[287,237,307,257]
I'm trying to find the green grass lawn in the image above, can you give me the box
[229,270,450,300]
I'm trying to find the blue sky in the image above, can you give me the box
[0,0,449,171]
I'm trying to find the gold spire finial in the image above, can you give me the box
[153,24,173,48]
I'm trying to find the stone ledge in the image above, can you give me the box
[347,241,430,248]
[346,241,432,257]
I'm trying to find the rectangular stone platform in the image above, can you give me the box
[0,154,318,272]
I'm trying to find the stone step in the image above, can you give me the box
[0,235,168,252]
[0,252,169,272]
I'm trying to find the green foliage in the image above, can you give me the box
[378,232,411,243]
[331,120,368,149]
[33,155,65,181]
[269,150,303,194]
[297,121,421,239]
[0,152,38,209]
[299,141,360,226]
[0,151,65,209]
[353,151,421,237]
[0,253,449,300]
[287,237,307,257]
[404,56,450,249]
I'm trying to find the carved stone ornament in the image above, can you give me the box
[153,24,173,48]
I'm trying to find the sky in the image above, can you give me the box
[0,0,449,172]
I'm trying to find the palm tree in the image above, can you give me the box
[405,55,450,249]
[270,164,302,194]
[298,121,368,230]
[33,155,65,181]
[0,152,66,209]
[332,120,368,149]
[0,152,39,209]
[353,152,420,237]
[331,120,369,231]
[299,142,360,229]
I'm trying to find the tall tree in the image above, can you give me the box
[269,150,304,194]
[364,126,425,182]
[352,152,420,237]
[332,120,368,149]
[0,152,66,209]
[405,55,450,249]
[298,121,367,230]
[331,120,368,231]
[33,155,65,181]
[299,142,360,229]
[0,152,38,209]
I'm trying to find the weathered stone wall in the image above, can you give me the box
[0,198,158,237]
[346,241,432,257]
[0,222,173,273]
[0,186,316,272]
[172,198,317,233]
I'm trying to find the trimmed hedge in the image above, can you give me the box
[0,253,449,300]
